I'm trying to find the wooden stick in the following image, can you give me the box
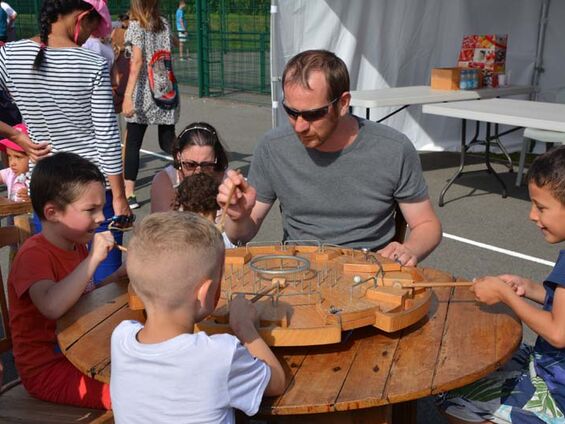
[114,244,128,252]
[250,278,286,303]
[216,170,241,233]
[403,281,473,288]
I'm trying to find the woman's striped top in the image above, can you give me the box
[0,39,122,181]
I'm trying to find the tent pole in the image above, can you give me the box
[270,0,280,128]
[531,0,550,99]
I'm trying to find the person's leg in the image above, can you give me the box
[157,124,176,155]
[123,122,147,199]
[91,190,122,284]
[23,359,111,410]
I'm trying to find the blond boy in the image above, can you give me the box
[110,212,285,423]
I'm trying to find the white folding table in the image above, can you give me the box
[423,98,565,206]
[349,85,533,121]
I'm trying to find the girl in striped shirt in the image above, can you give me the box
[0,0,132,283]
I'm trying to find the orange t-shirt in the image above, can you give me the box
[8,234,91,382]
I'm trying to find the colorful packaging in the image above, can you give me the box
[457,34,507,74]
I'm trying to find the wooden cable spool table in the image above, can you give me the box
[56,247,521,423]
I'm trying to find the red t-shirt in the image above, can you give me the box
[8,234,91,382]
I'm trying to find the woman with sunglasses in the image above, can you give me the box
[151,122,229,213]
[0,0,131,283]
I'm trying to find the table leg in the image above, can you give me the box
[485,122,508,198]
[439,119,468,207]
[491,123,514,172]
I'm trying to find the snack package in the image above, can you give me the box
[457,34,507,74]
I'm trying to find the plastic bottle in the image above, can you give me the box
[11,174,28,202]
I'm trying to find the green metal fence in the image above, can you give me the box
[10,0,270,98]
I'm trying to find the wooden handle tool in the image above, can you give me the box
[114,243,128,253]
[250,278,286,303]
[399,281,473,289]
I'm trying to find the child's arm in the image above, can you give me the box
[497,273,546,304]
[28,231,115,320]
[472,276,565,348]
[229,295,286,396]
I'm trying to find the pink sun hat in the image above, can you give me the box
[0,123,27,153]
[84,0,112,38]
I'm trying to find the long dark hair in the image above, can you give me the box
[33,0,101,70]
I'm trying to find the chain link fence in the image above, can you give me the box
[9,0,270,100]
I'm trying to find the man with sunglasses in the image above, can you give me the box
[219,50,441,266]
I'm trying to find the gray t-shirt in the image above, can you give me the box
[248,118,428,250]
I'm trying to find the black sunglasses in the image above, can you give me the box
[180,159,218,172]
[282,97,340,122]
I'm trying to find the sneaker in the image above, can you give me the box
[127,195,140,209]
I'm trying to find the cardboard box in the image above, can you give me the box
[431,67,461,90]
[457,34,507,73]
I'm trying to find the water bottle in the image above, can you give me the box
[11,174,28,202]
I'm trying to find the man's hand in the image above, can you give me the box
[377,241,418,266]
[11,131,50,162]
[217,169,256,222]
[470,276,514,306]
[89,231,115,265]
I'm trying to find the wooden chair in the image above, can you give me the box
[0,213,114,424]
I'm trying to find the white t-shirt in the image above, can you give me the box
[110,320,271,424]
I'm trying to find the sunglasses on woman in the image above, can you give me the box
[282,97,340,122]
[180,159,218,173]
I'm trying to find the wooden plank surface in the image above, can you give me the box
[334,328,399,410]
[57,281,129,351]
[432,285,501,394]
[271,337,362,414]
[0,197,32,217]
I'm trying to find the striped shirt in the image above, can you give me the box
[0,40,122,182]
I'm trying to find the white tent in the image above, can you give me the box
[270,0,564,151]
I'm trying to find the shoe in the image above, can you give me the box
[127,195,140,209]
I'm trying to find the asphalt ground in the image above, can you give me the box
[4,92,562,422]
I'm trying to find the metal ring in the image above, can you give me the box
[248,254,311,275]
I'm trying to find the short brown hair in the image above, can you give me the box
[173,173,220,214]
[127,212,225,309]
[527,145,565,205]
[282,50,350,102]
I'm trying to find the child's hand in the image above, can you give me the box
[470,276,514,305]
[497,274,530,297]
[229,294,259,344]
[16,187,29,201]
[89,231,115,264]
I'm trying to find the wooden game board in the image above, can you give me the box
[126,243,454,346]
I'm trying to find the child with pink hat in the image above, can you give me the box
[0,123,29,202]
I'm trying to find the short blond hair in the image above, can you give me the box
[127,212,225,309]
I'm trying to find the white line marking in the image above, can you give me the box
[140,148,173,161]
[443,233,555,267]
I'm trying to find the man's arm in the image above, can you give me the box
[217,169,273,244]
[378,197,442,266]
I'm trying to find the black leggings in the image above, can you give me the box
[124,122,175,181]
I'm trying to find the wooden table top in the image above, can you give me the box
[0,196,32,217]
[56,268,522,416]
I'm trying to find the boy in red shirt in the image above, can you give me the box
[8,152,121,409]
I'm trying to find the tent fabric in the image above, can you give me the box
[272,0,564,152]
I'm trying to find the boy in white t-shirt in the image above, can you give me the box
[110,212,285,423]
